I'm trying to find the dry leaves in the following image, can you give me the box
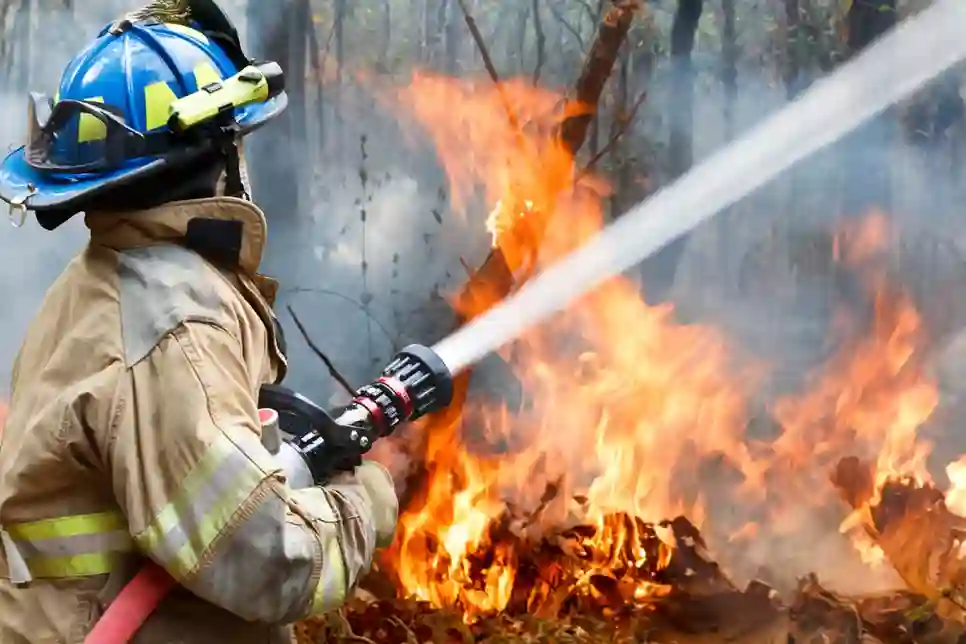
[295,508,953,643]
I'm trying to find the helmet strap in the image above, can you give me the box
[219,139,248,200]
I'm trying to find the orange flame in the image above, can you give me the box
[379,72,757,619]
[375,72,942,617]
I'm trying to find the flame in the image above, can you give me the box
[380,72,757,620]
[374,74,942,618]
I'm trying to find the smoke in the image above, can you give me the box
[659,65,966,591]
[5,0,966,599]
[0,6,101,391]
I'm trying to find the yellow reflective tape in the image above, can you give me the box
[168,473,256,578]
[27,551,126,578]
[7,510,125,542]
[165,23,209,43]
[310,538,347,615]
[78,96,106,143]
[192,62,222,90]
[144,80,178,131]
[136,436,232,555]
[135,434,267,580]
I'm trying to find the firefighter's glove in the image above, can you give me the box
[348,460,399,548]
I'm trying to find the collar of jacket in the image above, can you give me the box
[85,196,268,275]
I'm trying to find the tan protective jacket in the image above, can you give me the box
[0,197,393,643]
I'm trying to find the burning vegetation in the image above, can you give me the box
[294,67,966,644]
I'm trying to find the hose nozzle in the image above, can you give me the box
[345,343,454,437]
[265,344,454,485]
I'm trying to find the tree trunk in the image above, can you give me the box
[647,0,702,302]
[847,0,896,52]
[842,0,897,216]
[245,0,307,224]
[608,46,631,219]
[334,0,347,156]
[379,0,392,69]
[514,3,531,73]
[531,0,546,84]
[444,0,461,75]
[668,0,702,177]
[432,0,448,67]
[14,0,32,91]
[783,0,802,99]
[721,0,737,141]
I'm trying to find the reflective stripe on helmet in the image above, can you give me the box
[134,433,267,581]
[77,97,107,143]
[3,510,133,578]
[141,64,224,133]
[143,81,179,131]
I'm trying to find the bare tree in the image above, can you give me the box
[13,0,33,91]
[842,0,897,215]
[668,0,703,178]
[646,0,703,301]
[245,0,309,222]
[721,0,737,140]
[444,0,461,74]
[783,0,801,99]
[531,0,546,84]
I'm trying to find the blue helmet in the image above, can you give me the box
[0,0,287,229]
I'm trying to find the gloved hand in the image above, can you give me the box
[352,460,399,548]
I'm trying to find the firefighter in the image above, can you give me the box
[0,1,398,642]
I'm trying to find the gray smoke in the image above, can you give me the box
[4,0,966,597]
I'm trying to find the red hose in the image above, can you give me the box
[83,562,177,644]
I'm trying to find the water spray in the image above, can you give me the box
[433,0,966,375]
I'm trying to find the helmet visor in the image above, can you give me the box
[24,94,155,174]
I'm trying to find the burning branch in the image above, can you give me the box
[832,457,966,626]
[558,0,640,154]
[454,0,641,318]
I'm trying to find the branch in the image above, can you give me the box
[559,0,641,154]
[287,305,357,396]
[577,88,647,178]
[547,0,585,51]
[573,0,597,22]
[282,286,398,345]
[453,0,523,134]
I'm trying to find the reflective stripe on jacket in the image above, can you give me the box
[0,197,394,644]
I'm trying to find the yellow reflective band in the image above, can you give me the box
[27,551,127,578]
[7,510,125,542]
[165,23,209,43]
[135,433,267,580]
[4,510,132,579]
[310,538,347,615]
[144,80,178,131]
[193,62,222,90]
[78,97,106,143]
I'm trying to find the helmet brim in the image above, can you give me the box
[0,93,287,227]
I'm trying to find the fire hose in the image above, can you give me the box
[84,344,454,644]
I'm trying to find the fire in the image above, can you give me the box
[375,72,947,620]
[770,215,935,488]
[378,72,763,620]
